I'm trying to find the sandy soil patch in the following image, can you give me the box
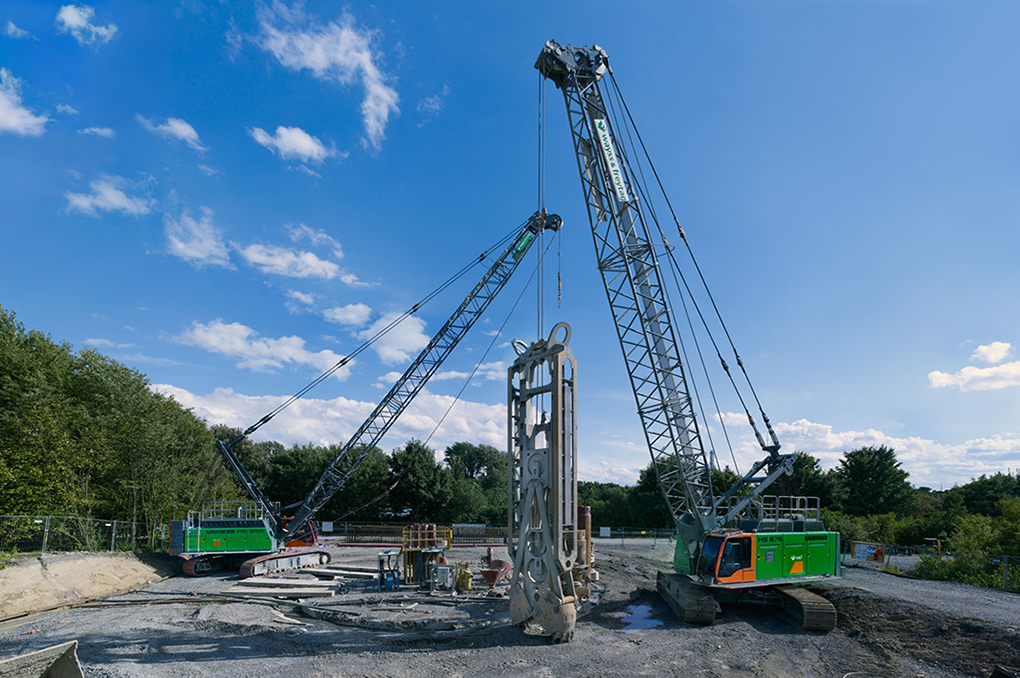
[0,552,171,619]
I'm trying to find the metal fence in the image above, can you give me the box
[321,523,676,546]
[591,527,674,546]
[321,522,508,545]
[0,515,167,555]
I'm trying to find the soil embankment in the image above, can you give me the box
[0,552,172,619]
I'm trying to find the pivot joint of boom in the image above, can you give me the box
[535,40,609,89]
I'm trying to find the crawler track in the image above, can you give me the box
[777,585,837,632]
[656,571,716,625]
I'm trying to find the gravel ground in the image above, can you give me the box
[839,565,1020,627]
[0,543,1017,677]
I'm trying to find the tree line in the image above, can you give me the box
[2,305,1017,563]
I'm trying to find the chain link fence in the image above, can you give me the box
[0,515,167,555]
[591,527,674,546]
[320,523,675,546]
[319,522,508,545]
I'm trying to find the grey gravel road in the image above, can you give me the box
[0,544,1016,677]
[840,565,1020,627]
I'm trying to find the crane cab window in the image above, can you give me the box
[697,535,725,577]
[718,537,753,578]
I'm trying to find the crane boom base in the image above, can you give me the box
[238,548,331,579]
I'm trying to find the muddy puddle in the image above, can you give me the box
[620,603,664,632]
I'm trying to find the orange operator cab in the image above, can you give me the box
[696,531,757,586]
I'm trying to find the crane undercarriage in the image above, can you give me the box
[657,572,838,632]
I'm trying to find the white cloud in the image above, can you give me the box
[287,222,344,259]
[339,271,374,288]
[256,6,398,151]
[56,104,79,115]
[324,303,372,327]
[84,338,134,349]
[431,361,505,382]
[0,68,49,137]
[578,460,641,485]
[971,341,1012,365]
[55,4,118,47]
[65,175,152,217]
[77,126,114,138]
[928,362,1020,392]
[287,290,315,305]
[165,206,233,268]
[594,414,1020,488]
[250,125,333,164]
[175,319,352,378]
[416,84,450,126]
[284,289,315,314]
[235,243,341,279]
[3,21,34,40]
[151,383,505,451]
[758,418,1020,488]
[357,312,430,365]
[197,164,222,177]
[137,115,207,152]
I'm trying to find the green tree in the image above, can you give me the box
[627,463,672,528]
[388,439,450,521]
[444,442,503,479]
[440,458,487,523]
[710,467,743,496]
[210,425,275,489]
[835,446,912,516]
[775,451,844,508]
[945,473,1020,516]
[579,481,631,527]
[442,442,509,525]
[0,305,221,526]
[262,443,332,509]
[320,446,391,521]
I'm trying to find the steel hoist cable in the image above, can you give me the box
[335,235,559,524]
[425,234,557,448]
[237,224,524,440]
[602,73,735,473]
[607,70,780,455]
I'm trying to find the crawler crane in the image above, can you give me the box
[536,41,839,631]
[170,210,562,576]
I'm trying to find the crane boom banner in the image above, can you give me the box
[594,118,630,203]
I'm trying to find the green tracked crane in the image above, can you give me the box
[536,40,839,631]
[169,209,562,577]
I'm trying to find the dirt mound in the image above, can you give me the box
[0,552,173,619]
[828,587,1020,677]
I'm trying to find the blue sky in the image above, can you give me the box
[2,1,1018,489]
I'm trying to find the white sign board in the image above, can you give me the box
[851,541,885,563]
[593,118,630,203]
[599,526,611,538]
[320,521,333,533]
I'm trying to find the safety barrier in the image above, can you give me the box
[0,515,166,554]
